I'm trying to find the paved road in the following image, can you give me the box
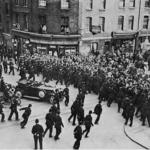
[0,71,142,149]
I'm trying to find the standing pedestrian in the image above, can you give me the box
[31,119,44,150]
[43,109,54,138]
[20,104,32,128]
[54,112,64,140]
[94,101,102,124]
[8,96,20,121]
[0,101,5,122]
[82,110,94,138]
[73,122,82,149]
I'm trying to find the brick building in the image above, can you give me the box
[11,0,80,55]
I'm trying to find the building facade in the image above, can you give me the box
[11,0,80,56]
[79,0,150,55]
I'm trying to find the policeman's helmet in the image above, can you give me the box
[35,119,39,124]
[89,110,92,114]
[28,104,32,107]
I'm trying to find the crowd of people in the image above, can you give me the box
[0,45,150,149]
[17,47,150,128]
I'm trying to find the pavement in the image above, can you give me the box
[0,67,147,149]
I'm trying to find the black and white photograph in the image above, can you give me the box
[0,0,150,149]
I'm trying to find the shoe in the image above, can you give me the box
[95,122,98,125]
[1,120,5,122]
[129,124,132,127]
[68,119,70,122]
[8,118,11,121]
[72,123,76,126]
[16,119,20,121]
[49,135,52,138]
[21,126,25,129]
[85,135,88,138]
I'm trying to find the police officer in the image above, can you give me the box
[3,58,8,74]
[54,89,60,110]
[54,112,64,140]
[0,101,5,122]
[124,103,135,127]
[94,101,102,124]
[82,110,94,138]
[77,105,84,125]
[63,86,69,106]
[43,109,54,138]
[20,104,32,128]
[73,122,82,149]
[8,96,20,121]
[32,119,44,149]
[68,99,80,126]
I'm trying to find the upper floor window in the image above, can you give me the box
[145,0,150,7]
[15,0,19,5]
[0,14,1,23]
[23,14,28,29]
[61,16,70,34]
[87,0,93,10]
[15,13,19,23]
[118,16,124,30]
[100,0,106,10]
[61,0,69,10]
[38,0,46,7]
[129,0,135,7]
[99,17,105,32]
[23,0,28,6]
[86,17,92,32]
[143,16,149,29]
[119,0,125,8]
[5,3,9,15]
[128,16,134,30]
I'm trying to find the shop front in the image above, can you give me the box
[111,31,138,53]
[80,33,112,56]
[11,29,81,56]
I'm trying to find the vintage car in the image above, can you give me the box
[15,80,64,104]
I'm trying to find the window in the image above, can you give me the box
[143,16,149,29]
[99,17,105,32]
[23,14,28,29]
[5,3,9,15]
[61,17,70,33]
[6,21,10,33]
[15,14,19,23]
[87,0,93,10]
[39,15,46,25]
[23,0,28,6]
[100,0,106,10]
[119,0,125,8]
[91,42,98,52]
[118,16,124,30]
[0,14,1,23]
[128,16,134,30]
[129,0,135,7]
[86,17,92,32]
[38,0,46,7]
[145,0,150,7]
[61,0,69,9]
[15,0,19,5]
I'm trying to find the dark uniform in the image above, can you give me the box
[8,97,19,121]
[82,111,93,137]
[94,102,102,124]
[0,102,5,122]
[124,103,135,127]
[20,104,32,128]
[77,106,84,125]
[3,59,8,74]
[54,113,64,140]
[68,100,80,125]
[63,87,69,106]
[9,61,15,75]
[32,119,44,149]
[73,124,82,149]
[43,109,54,138]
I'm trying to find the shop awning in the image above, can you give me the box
[112,31,138,39]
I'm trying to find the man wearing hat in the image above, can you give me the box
[20,104,32,128]
[94,101,102,124]
[32,119,44,149]
[82,110,94,138]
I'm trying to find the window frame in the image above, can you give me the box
[129,0,135,7]
[15,0,19,6]
[99,17,105,32]
[86,17,92,32]
[38,0,46,8]
[118,16,124,30]
[119,0,125,8]
[23,0,28,7]
[61,0,70,10]
[143,15,149,29]
[128,16,134,30]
